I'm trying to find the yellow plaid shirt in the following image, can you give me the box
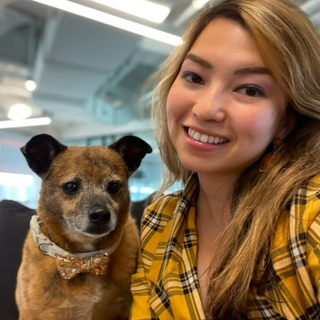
[130,174,320,319]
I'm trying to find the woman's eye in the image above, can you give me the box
[182,71,204,85]
[63,182,78,194]
[236,86,264,97]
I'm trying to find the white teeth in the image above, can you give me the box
[200,134,209,143]
[194,131,201,141]
[188,128,227,144]
[214,136,220,144]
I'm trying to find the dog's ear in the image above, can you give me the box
[20,134,67,176]
[109,135,152,174]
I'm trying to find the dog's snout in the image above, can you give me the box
[88,208,111,225]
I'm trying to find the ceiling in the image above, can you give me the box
[0,0,209,142]
[0,0,319,143]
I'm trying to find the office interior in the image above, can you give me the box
[0,0,317,207]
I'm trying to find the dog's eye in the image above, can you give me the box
[107,182,121,194]
[63,182,78,194]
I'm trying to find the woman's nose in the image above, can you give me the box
[192,87,226,122]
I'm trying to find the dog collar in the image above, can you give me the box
[30,215,123,279]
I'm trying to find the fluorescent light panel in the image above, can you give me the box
[8,104,32,120]
[0,172,34,187]
[89,0,170,23]
[0,117,52,129]
[130,186,154,194]
[30,0,182,46]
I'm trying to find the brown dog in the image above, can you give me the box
[15,134,152,320]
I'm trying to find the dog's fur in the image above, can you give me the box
[15,134,152,320]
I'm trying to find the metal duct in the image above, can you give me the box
[300,0,320,15]
[308,11,320,25]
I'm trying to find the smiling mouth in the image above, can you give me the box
[188,128,228,144]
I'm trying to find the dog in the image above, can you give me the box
[15,133,152,320]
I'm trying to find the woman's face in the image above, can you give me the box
[166,18,294,178]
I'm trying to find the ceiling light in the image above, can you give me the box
[25,79,37,92]
[192,0,211,9]
[89,0,170,23]
[8,104,32,120]
[30,0,182,46]
[0,117,52,129]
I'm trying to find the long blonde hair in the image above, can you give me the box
[152,0,320,318]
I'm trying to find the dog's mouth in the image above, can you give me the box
[66,211,117,238]
[85,224,114,236]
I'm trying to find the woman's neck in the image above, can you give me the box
[196,172,237,221]
[195,173,237,308]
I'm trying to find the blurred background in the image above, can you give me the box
[0,0,318,207]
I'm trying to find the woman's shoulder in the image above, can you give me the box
[304,174,320,194]
[139,191,186,256]
[289,173,320,228]
[141,186,196,236]
[293,174,320,205]
[143,190,185,222]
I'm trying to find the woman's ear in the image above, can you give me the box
[278,107,297,140]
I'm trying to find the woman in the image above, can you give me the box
[130,0,320,319]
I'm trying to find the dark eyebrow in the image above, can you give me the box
[234,66,272,76]
[185,53,213,69]
[185,53,272,76]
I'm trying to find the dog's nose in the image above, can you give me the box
[88,208,111,225]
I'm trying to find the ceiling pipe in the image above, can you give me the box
[300,0,320,15]
[0,7,32,38]
[173,0,211,27]
[309,11,320,26]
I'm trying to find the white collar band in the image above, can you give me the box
[30,215,123,259]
